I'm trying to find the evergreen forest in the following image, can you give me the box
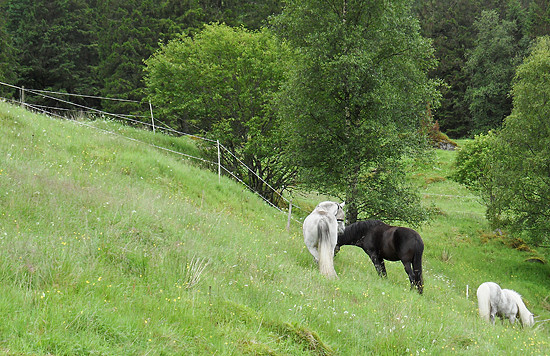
[2,0,550,136]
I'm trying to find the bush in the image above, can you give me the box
[451,132,495,192]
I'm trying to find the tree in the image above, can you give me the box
[464,10,519,134]
[95,0,206,115]
[3,0,99,106]
[0,2,16,94]
[200,0,282,30]
[273,0,440,223]
[144,24,295,203]
[486,36,550,245]
[526,0,550,38]
[414,0,483,137]
[451,131,502,221]
[413,0,533,138]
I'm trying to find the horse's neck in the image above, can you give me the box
[338,224,363,246]
[500,290,516,310]
[514,295,533,324]
[501,290,532,322]
[338,221,379,246]
[337,228,354,246]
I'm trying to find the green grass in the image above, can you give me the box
[1,101,549,355]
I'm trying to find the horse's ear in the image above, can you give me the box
[340,202,345,208]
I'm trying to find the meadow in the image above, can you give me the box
[0,101,549,355]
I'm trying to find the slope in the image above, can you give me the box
[0,101,548,355]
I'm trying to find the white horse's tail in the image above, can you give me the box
[317,219,337,278]
[510,291,535,327]
[477,283,492,323]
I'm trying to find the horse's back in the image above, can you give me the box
[385,227,423,261]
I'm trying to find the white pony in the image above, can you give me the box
[303,201,345,278]
[477,282,534,327]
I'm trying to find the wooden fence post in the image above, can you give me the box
[286,200,293,232]
[217,140,221,183]
[149,100,155,133]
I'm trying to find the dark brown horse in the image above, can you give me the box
[335,220,424,294]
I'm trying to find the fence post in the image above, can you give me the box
[20,86,25,105]
[149,100,155,133]
[286,200,293,232]
[217,140,221,183]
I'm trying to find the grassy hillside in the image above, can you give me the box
[0,101,549,355]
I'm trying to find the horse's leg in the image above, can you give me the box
[403,261,415,290]
[378,260,387,278]
[365,250,386,277]
[490,312,496,325]
[403,259,423,294]
[307,245,319,264]
[304,239,320,264]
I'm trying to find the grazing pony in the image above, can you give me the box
[476,282,534,327]
[303,201,345,278]
[335,220,424,294]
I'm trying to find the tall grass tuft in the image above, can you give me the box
[185,255,210,289]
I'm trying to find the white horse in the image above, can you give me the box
[477,282,534,327]
[303,201,345,278]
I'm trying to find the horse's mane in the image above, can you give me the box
[339,220,385,245]
[504,289,534,326]
[345,220,385,234]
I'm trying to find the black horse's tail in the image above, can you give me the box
[413,235,424,294]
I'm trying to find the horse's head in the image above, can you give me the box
[527,313,535,327]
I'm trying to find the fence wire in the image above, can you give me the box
[0,81,307,225]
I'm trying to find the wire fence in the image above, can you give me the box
[1,81,480,226]
[0,81,309,226]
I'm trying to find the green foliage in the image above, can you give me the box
[200,0,282,30]
[145,24,295,202]
[2,0,548,142]
[455,37,550,245]
[414,0,482,137]
[414,0,536,138]
[464,10,518,134]
[526,0,550,37]
[95,0,206,114]
[0,5,16,90]
[486,36,550,245]
[273,0,440,223]
[452,132,496,193]
[0,0,282,114]
[3,0,99,101]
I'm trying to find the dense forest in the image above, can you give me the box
[1,0,550,243]
[0,0,281,112]
[1,0,549,136]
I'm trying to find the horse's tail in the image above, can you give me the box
[476,283,492,323]
[412,235,424,294]
[317,218,337,278]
